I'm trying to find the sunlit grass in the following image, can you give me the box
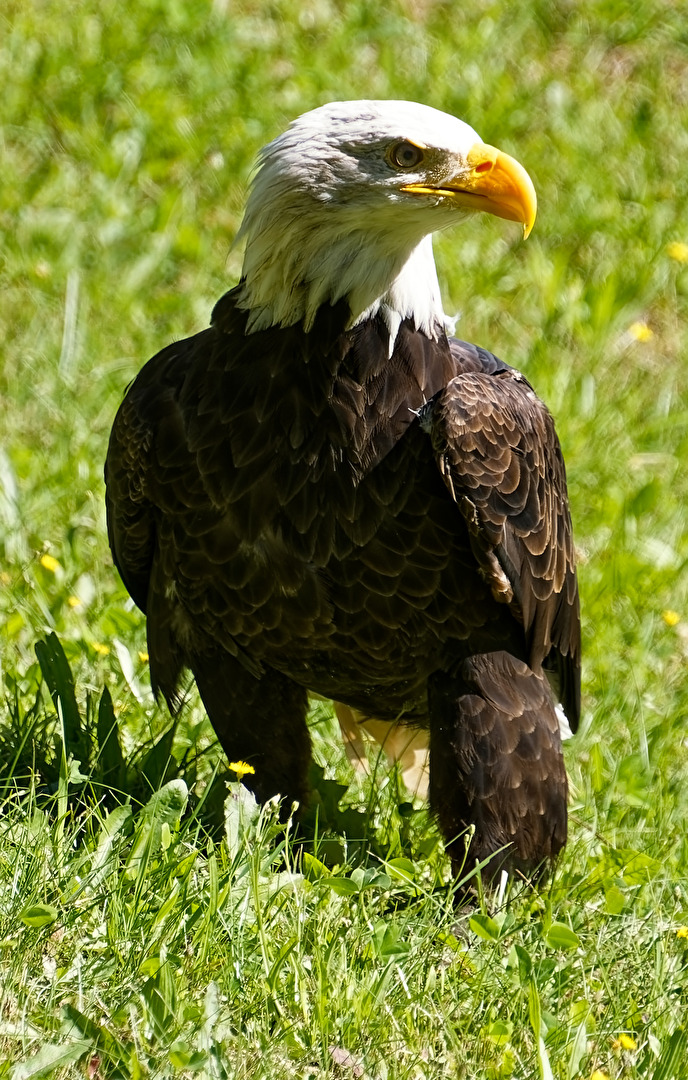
[1,0,688,1076]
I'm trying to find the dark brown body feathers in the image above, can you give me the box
[106,286,580,878]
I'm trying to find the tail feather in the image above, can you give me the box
[429,650,568,881]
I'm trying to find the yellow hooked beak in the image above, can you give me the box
[401,142,537,238]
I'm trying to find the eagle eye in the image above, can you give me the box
[388,141,424,170]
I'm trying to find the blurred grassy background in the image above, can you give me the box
[1,1,688,1075]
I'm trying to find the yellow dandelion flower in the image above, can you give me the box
[0,572,11,586]
[138,651,149,663]
[67,596,82,608]
[676,926,688,939]
[590,1071,609,1080]
[667,241,688,263]
[229,760,256,780]
[40,554,61,573]
[615,1033,637,1051]
[92,642,110,656]
[662,610,680,627]
[629,321,653,342]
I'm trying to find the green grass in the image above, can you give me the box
[2,0,688,1076]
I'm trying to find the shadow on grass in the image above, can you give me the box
[1,631,438,880]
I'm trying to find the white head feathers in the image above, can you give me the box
[235,101,487,346]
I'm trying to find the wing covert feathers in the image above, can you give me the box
[427,363,581,729]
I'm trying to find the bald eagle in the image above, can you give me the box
[106,101,580,880]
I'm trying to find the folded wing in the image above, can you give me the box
[427,345,581,730]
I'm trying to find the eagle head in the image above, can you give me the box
[236,101,536,344]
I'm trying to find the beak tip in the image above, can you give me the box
[468,143,538,239]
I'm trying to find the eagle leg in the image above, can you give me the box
[191,651,312,819]
[428,651,568,885]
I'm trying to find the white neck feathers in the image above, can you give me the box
[236,199,450,350]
